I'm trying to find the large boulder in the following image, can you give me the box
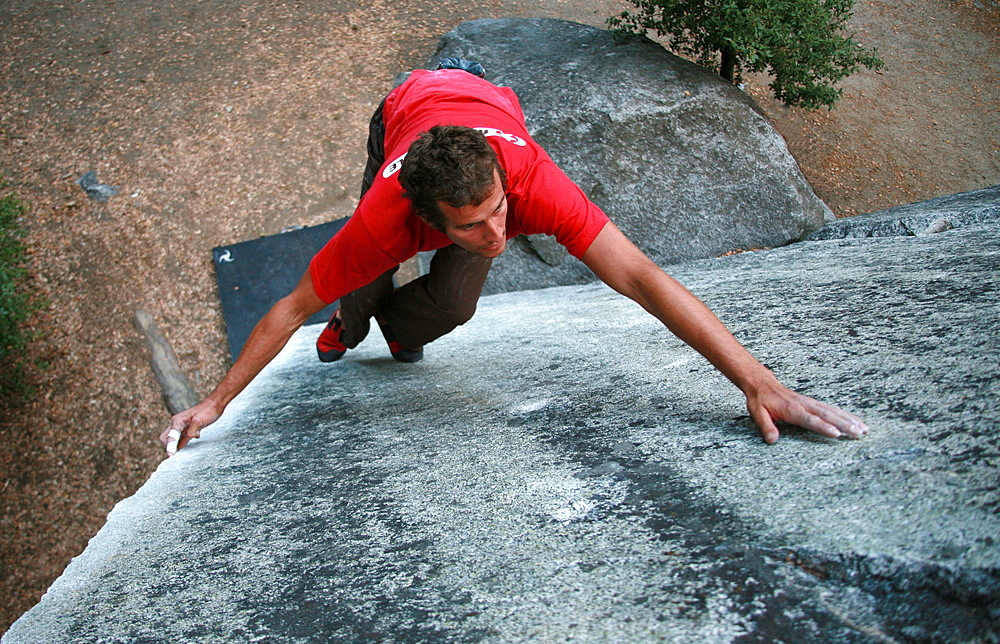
[420,18,833,294]
[6,199,998,642]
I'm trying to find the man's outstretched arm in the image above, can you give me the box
[581,222,867,443]
[160,269,328,454]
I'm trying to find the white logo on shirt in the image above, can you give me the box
[473,127,527,147]
[381,126,527,179]
[383,153,408,179]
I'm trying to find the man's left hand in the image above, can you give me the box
[745,380,868,444]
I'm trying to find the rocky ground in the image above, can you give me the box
[0,0,997,634]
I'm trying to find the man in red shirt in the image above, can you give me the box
[311,64,613,365]
[163,62,867,454]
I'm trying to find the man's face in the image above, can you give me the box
[438,171,508,259]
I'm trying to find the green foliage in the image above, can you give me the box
[609,0,885,109]
[0,191,44,400]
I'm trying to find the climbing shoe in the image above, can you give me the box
[377,317,423,363]
[316,311,347,362]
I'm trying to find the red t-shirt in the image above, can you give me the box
[309,69,610,304]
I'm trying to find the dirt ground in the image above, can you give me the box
[0,0,997,633]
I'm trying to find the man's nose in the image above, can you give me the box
[484,218,503,241]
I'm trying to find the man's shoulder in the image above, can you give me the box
[388,70,527,129]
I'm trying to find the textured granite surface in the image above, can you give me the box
[6,221,998,642]
[806,184,1000,240]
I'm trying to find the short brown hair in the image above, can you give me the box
[398,125,507,231]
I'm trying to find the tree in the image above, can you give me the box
[609,0,884,109]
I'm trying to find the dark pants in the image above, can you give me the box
[339,98,493,351]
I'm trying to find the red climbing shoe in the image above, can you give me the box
[376,317,423,363]
[317,311,347,362]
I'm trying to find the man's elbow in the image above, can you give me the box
[279,272,329,323]
[273,291,326,329]
[612,256,666,303]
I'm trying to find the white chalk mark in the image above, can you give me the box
[510,399,550,415]
[550,499,597,522]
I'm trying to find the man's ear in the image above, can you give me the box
[418,209,446,232]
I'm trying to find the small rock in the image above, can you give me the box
[77,171,119,202]
[918,217,953,235]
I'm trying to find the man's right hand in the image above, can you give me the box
[160,399,223,456]
[157,268,328,457]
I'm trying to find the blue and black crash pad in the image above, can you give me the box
[212,220,347,362]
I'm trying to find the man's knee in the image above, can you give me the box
[444,300,478,328]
